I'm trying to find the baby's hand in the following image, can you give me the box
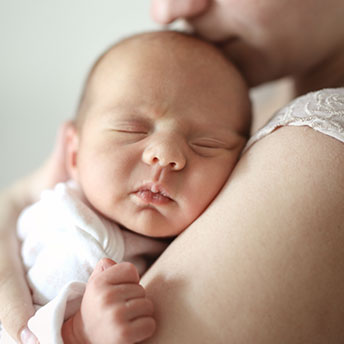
[63,258,156,344]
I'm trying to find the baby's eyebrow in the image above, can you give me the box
[101,107,153,125]
[105,101,150,115]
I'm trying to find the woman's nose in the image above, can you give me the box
[142,139,186,171]
[151,0,211,24]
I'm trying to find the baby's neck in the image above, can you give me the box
[292,44,344,96]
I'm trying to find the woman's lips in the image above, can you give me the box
[215,36,239,49]
[134,189,172,205]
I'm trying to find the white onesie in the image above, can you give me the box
[0,181,167,344]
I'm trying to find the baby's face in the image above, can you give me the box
[70,34,250,237]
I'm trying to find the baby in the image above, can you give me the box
[2,31,251,344]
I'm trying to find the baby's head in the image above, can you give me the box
[67,30,251,238]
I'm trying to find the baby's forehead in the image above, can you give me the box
[91,31,236,77]
[86,31,248,108]
[77,31,251,136]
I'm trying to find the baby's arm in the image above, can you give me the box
[62,258,156,344]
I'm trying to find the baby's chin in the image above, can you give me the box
[126,218,186,239]
[130,225,181,239]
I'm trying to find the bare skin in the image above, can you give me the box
[3,123,344,343]
[59,31,249,343]
[151,0,344,93]
[144,5,344,341]
[62,259,156,344]
[141,127,344,343]
[1,0,344,342]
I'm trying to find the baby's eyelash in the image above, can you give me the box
[114,129,148,134]
[191,139,226,149]
[192,143,221,149]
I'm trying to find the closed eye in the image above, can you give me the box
[190,139,230,157]
[192,143,222,149]
[114,129,148,135]
[108,127,149,144]
[191,139,227,150]
[108,118,151,135]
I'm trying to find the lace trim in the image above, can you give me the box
[245,88,344,151]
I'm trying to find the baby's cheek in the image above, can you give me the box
[183,191,210,223]
[190,168,229,210]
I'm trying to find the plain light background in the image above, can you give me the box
[0,1,164,189]
[0,1,291,189]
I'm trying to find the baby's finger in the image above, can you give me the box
[110,283,146,302]
[102,262,140,285]
[127,316,156,343]
[125,298,154,321]
[88,258,116,282]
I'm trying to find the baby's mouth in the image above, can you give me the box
[135,190,171,204]
[133,184,173,205]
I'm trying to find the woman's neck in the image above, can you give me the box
[292,44,344,96]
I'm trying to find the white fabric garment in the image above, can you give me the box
[244,88,344,152]
[0,181,167,344]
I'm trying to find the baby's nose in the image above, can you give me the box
[142,141,186,171]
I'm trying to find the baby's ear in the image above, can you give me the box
[65,123,79,181]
